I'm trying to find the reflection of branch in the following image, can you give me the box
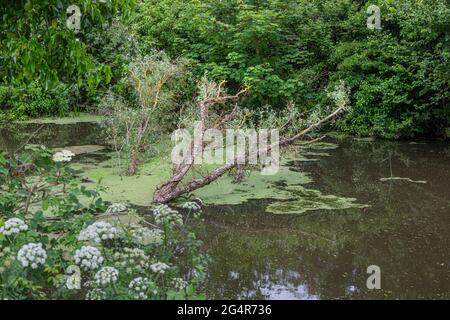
[206,219,336,244]
[15,124,45,153]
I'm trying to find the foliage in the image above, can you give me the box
[0,146,208,299]
[132,0,449,138]
[0,0,136,119]
[0,81,70,121]
[100,52,192,175]
[332,0,450,138]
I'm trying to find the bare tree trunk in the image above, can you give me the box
[232,165,244,184]
[127,121,146,175]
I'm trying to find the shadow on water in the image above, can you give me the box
[1,122,449,299]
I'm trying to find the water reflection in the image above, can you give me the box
[198,138,450,299]
[0,122,105,153]
[1,122,449,299]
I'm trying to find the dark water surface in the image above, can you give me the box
[199,139,450,299]
[1,122,449,299]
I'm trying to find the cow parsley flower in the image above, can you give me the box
[113,248,149,275]
[86,288,107,300]
[78,221,118,243]
[105,203,127,214]
[52,150,75,162]
[128,277,151,299]
[132,227,163,246]
[0,218,28,236]
[74,246,104,271]
[150,262,170,274]
[153,205,183,226]
[17,243,47,269]
[94,266,119,286]
[182,201,201,212]
[172,277,188,291]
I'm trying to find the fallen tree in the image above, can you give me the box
[153,79,350,203]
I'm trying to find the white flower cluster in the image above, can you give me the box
[113,247,149,275]
[172,277,188,291]
[78,221,118,243]
[17,243,47,269]
[0,218,28,236]
[94,266,119,286]
[182,201,201,212]
[153,205,183,226]
[85,288,107,300]
[105,203,127,214]
[150,262,170,274]
[128,277,149,299]
[52,149,75,162]
[132,227,163,246]
[74,246,104,270]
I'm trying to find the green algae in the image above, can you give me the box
[298,141,339,150]
[72,138,367,215]
[265,185,369,214]
[75,155,171,206]
[193,165,311,206]
[193,144,368,214]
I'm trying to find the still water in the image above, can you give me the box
[1,122,449,299]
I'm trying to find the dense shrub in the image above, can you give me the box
[132,0,449,138]
[0,81,70,120]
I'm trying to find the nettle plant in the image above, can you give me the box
[0,146,208,299]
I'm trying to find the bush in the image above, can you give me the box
[0,81,70,121]
[132,0,449,138]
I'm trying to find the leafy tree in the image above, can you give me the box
[0,0,135,118]
[132,0,449,138]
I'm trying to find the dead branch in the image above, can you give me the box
[153,80,346,204]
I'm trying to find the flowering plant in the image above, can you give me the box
[0,147,208,300]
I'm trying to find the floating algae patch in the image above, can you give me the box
[297,141,339,151]
[195,142,368,213]
[73,152,172,206]
[191,145,318,206]
[70,139,367,214]
[193,165,312,206]
[301,151,330,157]
[266,185,369,215]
